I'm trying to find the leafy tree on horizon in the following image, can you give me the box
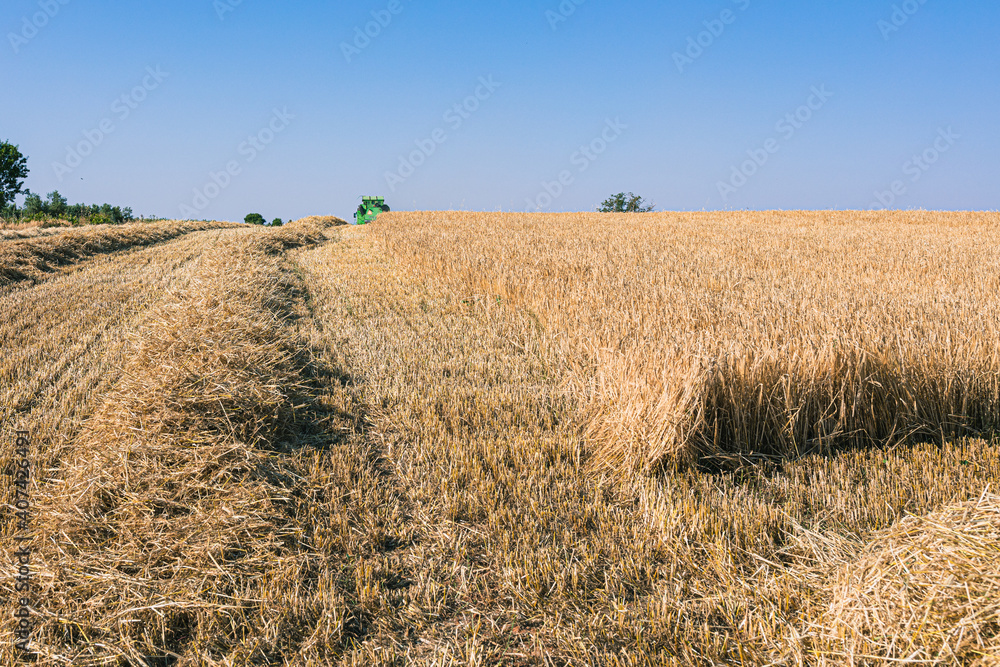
[244,213,266,225]
[598,192,655,213]
[23,191,43,217]
[19,190,134,224]
[47,190,68,218]
[0,141,29,210]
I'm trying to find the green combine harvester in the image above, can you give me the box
[354,196,390,225]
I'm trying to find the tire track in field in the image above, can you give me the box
[280,238,422,663]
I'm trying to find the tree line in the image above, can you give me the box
[20,191,136,225]
[1,140,141,225]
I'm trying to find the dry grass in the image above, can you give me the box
[0,225,74,242]
[12,218,343,665]
[0,218,49,232]
[0,226,253,477]
[2,211,998,664]
[819,491,1000,665]
[0,219,242,286]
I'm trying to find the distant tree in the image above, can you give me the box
[270,218,283,227]
[46,190,68,218]
[0,141,29,209]
[15,192,136,225]
[598,192,655,213]
[22,191,43,217]
[244,213,266,225]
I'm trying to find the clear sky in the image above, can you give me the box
[2,0,997,221]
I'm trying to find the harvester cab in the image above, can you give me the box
[354,196,390,225]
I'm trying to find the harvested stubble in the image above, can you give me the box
[819,492,1000,665]
[0,218,50,232]
[295,222,1000,665]
[0,226,252,479]
[0,219,241,286]
[375,210,1000,474]
[4,211,999,664]
[0,225,76,241]
[22,218,350,664]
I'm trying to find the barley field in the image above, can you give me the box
[2,212,998,665]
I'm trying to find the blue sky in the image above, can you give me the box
[2,0,997,221]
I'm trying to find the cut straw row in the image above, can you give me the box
[0,219,242,286]
[25,218,337,663]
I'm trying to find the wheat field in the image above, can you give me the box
[1,212,998,665]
